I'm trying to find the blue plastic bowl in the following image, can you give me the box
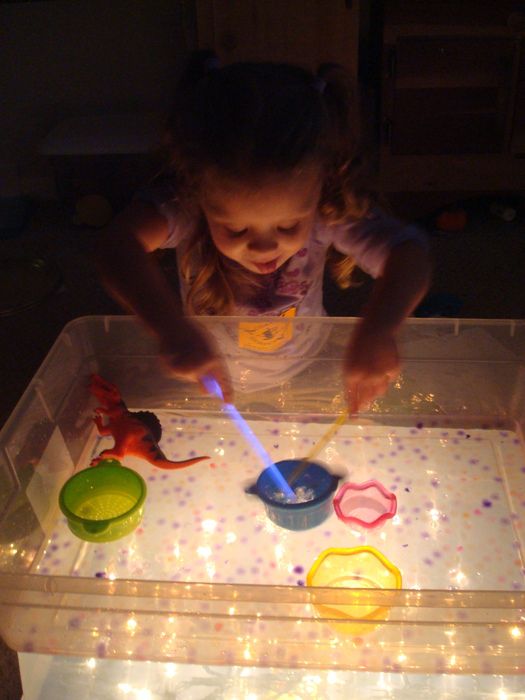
[246,459,340,531]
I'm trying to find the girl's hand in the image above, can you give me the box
[343,323,400,414]
[158,318,233,403]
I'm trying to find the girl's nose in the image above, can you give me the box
[247,235,278,252]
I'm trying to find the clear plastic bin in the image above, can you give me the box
[0,316,524,676]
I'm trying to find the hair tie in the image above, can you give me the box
[314,77,327,94]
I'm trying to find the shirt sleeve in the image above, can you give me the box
[329,208,429,278]
[134,180,193,249]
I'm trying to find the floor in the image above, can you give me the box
[0,194,523,698]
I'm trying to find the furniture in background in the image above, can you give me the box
[379,0,525,214]
[39,112,165,215]
[195,0,360,78]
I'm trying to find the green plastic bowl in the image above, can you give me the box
[59,458,147,542]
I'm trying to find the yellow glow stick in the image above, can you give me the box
[288,412,347,485]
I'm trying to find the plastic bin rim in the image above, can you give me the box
[0,571,524,608]
[59,314,525,330]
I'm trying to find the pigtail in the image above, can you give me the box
[149,52,219,197]
[162,51,255,314]
[317,63,361,156]
[316,63,380,289]
[161,50,221,181]
[174,49,220,98]
[317,62,375,221]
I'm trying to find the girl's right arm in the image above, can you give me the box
[94,200,182,329]
[92,200,233,400]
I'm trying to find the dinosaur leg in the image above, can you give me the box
[90,446,126,466]
[93,412,111,436]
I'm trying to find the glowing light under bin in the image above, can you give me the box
[1,315,525,676]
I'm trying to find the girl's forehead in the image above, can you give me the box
[200,166,322,221]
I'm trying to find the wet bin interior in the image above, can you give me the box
[0,316,524,678]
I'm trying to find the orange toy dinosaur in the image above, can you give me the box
[89,374,208,469]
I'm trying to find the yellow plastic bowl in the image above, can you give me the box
[307,546,402,636]
[59,459,146,542]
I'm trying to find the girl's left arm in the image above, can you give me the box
[344,239,432,413]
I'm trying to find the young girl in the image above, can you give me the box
[94,53,431,412]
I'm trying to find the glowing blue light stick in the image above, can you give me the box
[201,375,296,501]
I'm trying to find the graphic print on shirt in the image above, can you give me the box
[238,306,297,352]
[238,247,314,313]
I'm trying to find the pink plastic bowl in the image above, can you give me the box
[333,479,397,528]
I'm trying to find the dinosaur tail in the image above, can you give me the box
[151,455,209,470]
[90,451,208,469]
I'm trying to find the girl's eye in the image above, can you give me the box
[277,223,299,234]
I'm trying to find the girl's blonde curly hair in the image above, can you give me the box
[158,53,378,315]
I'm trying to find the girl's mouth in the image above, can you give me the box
[253,257,279,274]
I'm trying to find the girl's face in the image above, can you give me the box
[200,166,322,274]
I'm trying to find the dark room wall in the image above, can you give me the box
[1,0,196,197]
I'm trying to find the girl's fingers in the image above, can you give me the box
[220,375,234,403]
[347,374,392,413]
[205,362,234,403]
[347,382,361,415]
[158,321,233,402]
